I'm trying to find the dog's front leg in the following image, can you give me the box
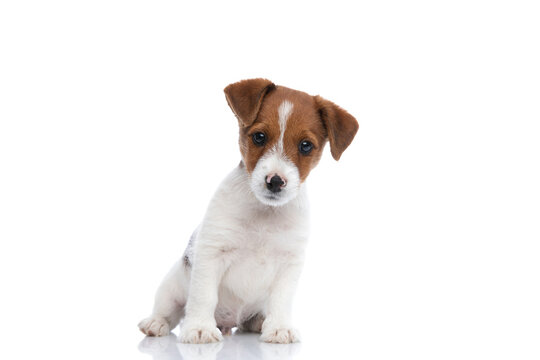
[179,248,226,344]
[261,262,303,344]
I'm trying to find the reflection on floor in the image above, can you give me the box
[138,331,301,360]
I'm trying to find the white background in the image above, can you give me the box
[1,1,539,359]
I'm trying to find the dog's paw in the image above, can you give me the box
[179,325,223,344]
[138,316,170,337]
[260,327,301,344]
[218,325,233,336]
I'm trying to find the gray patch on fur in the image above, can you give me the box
[182,226,199,268]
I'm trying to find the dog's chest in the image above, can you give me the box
[219,216,307,304]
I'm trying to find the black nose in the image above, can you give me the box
[266,175,284,193]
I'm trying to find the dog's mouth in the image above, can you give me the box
[248,185,289,207]
[256,188,297,207]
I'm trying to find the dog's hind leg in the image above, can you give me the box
[238,312,265,333]
[138,260,190,336]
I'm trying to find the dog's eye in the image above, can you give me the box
[299,140,313,155]
[252,132,266,146]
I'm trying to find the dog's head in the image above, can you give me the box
[224,78,358,207]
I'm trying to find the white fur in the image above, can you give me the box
[277,100,293,153]
[139,165,309,344]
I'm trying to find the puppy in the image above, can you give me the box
[138,78,358,344]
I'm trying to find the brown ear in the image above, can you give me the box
[224,78,275,127]
[314,95,359,160]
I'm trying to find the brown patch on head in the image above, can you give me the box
[269,88,328,182]
[314,95,359,160]
[224,78,275,127]
[237,87,328,181]
[224,79,358,183]
[237,100,280,173]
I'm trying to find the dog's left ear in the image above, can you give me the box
[314,95,359,161]
[224,78,276,127]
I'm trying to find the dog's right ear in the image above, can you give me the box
[224,78,275,127]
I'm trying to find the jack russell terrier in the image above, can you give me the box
[138,78,358,344]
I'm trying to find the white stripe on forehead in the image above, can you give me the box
[277,100,293,152]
